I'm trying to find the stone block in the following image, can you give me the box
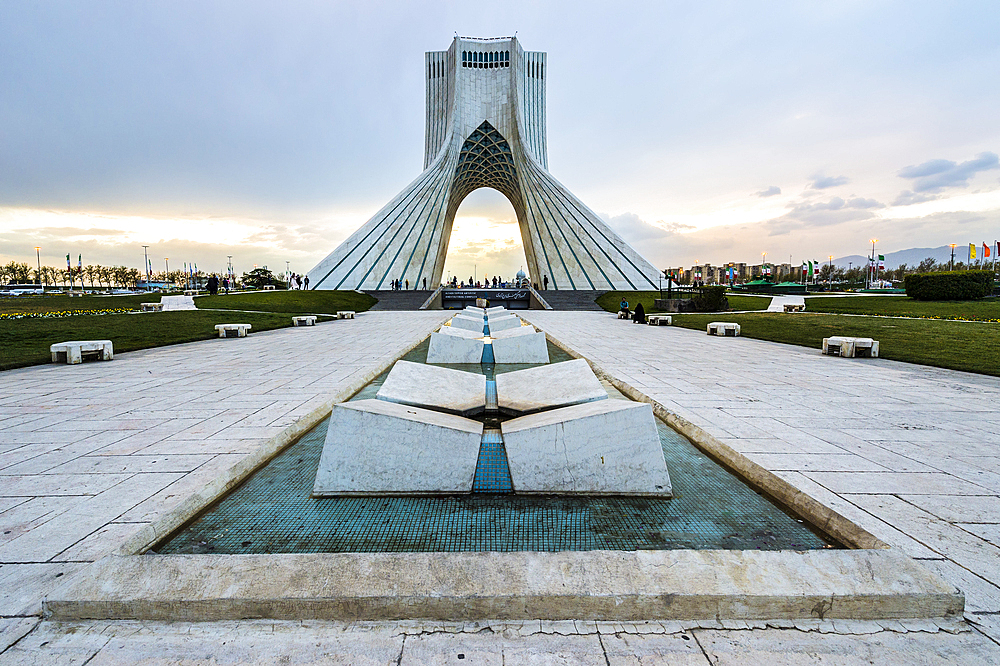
[49,340,114,365]
[426,332,485,364]
[160,295,196,311]
[495,358,607,415]
[490,324,536,339]
[823,337,880,358]
[487,315,522,332]
[214,324,251,338]
[450,315,486,333]
[140,303,163,312]
[707,322,740,336]
[312,399,482,495]
[486,306,507,314]
[491,332,548,363]
[376,360,486,415]
[647,315,671,325]
[501,400,672,495]
[438,325,483,339]
[463,306,485,314]
[337,311,355,319]
[292,316,316,327]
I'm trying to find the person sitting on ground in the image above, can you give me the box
[632,302,646,324]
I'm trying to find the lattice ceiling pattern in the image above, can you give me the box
[453,121,520,201]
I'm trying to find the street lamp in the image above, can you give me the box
[950,243,956,271]
[828,255,833,291]
[34,247,41,285]
[142,245,150,292]
[868,239,878,289]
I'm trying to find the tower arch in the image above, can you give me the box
[309,37,661,291]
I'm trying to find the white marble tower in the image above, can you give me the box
[309,36,661,291]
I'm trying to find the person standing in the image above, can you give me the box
[207,274,219,296]
[543,275,549,290]
[405,279,409,290]
[303,276,309,290]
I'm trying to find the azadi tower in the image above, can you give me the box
[309,36,661,291]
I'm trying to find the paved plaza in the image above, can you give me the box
[2,310,1000,663]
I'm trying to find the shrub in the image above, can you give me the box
[693,286,729,312]
[904,270,994,301]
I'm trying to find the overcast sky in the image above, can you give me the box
[2,1,999,279]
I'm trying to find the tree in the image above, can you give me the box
[241,267,279,289]
[917,257,937,272]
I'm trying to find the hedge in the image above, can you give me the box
[903,270,994,301]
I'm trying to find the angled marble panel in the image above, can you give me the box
[449,316,486,333]
[501,400,671,496]
[489,325,536,340]
[491,332,548,364]
[486,316,522,333]
[376,360,486,416]
[438,326,483,339]
[426,333,485,364]
[495,359,606,415]
[313,400,482,496]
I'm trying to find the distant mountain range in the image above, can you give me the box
[832,245,973,269]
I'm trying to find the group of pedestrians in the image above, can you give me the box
[287,273,309,290]
[205,275,232,296]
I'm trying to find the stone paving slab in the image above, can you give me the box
[2,310,1000,660]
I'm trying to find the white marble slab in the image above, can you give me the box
[160,295,196,311]
[487,315,523,332]
[438,325,483,339]
[376,360,486,415]
[426,332,485,364]
[495,359,607,415]
[489,324,536,339]
[502,400,672,496]
[492,332,548,363]
[312,399,482,495]
[450,315,486,333]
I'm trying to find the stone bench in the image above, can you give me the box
[183,290,199,296]
[50,340,114,365]
[784,304,805,313]
[68,292,84,297]
[140,303,163,312]
[707,322,740,337]
[647,315,672,326]
[292,315,317,327]
[337,311,355,319]
[263,285,276,291]
[823,336,880,358]
[618,310,630,320]
[215,324,252,338]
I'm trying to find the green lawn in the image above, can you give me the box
[670,312,1000,376]
[196,290,376,314]
[0,310,334,371]
[596,290,770,314]
[0,293,153,314]
[806,295,1000,321]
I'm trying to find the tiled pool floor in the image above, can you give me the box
[155,340,832,554]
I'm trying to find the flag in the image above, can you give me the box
[970,243,977,260]
[877,254,885,269]
[808,261,814,279]
[77,254,82,271]
[66,253,71,270]
[984,242,991,258]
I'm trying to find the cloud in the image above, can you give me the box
[756,186,781,197]
[897,152,1000,192]
[892,190,940,206]
[809,174,850,189]
[603,212,693,244]
[764,196,881,235]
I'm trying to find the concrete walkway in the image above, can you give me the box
[2,310,1000,663]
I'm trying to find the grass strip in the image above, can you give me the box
[669,312,1000,377]
[806,295,1000,322]
[195,290,376,314]
[0,310,333,371]
[596,290,770,314]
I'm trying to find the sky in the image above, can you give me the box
[2,1,999,280]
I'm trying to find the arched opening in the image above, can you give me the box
[441,187,528,288]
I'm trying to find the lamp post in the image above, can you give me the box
[950,243,956,271]
[142,245,150,292]
[761,252,766,281]
[828,255,833,291]
[34,247,41,285]
[868,239,878,289]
